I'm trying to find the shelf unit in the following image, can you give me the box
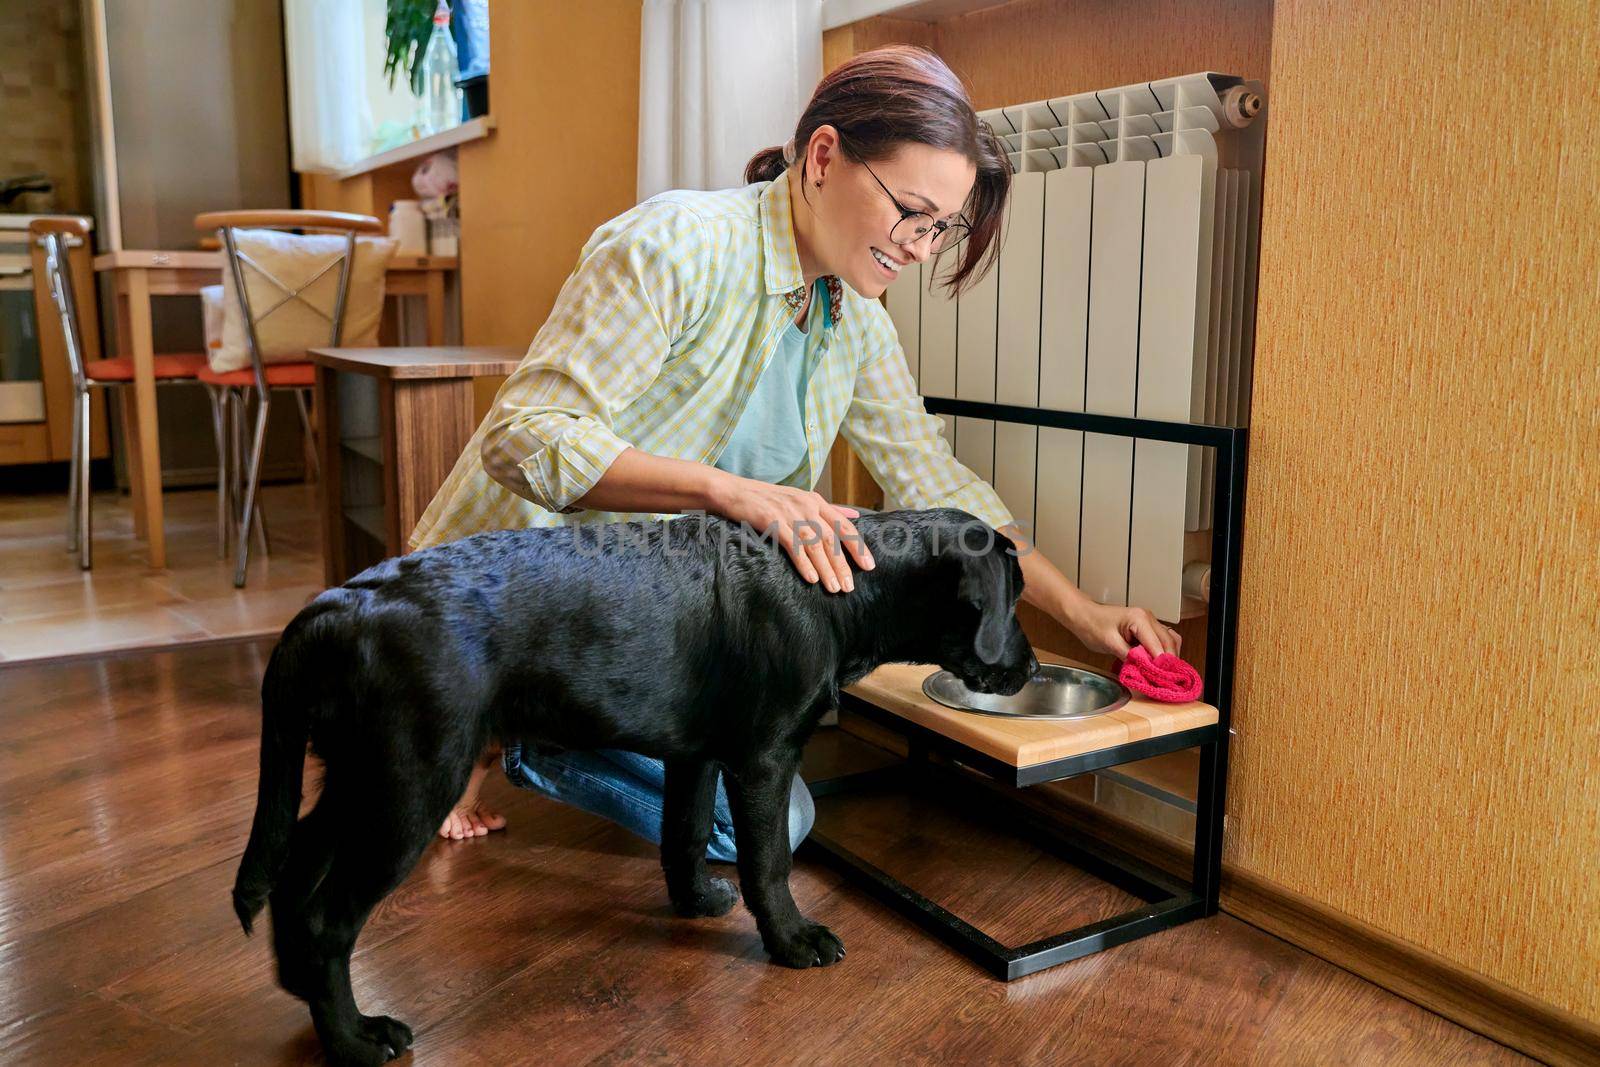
[307,345,523,585]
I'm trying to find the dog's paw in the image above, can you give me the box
[670,876,740,918]
[359,1014,413,1057]
[763,919,846,968]
[317,1014,412,1066]
[316,1036,403,1067]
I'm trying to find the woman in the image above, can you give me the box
[409,46,1181,849]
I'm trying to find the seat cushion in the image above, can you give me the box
[85,353,208,382]
[211,230,397,373]
[197,361,316,388]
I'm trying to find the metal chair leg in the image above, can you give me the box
[254,491,271,558]
[294,387,320,482]
[67,386,82,554]
[250,400,270,560]
[228,388,242,553]
[75,389,92,570]
[226,388,268,558]
[206,385,228,559]
[233,388,272,587]
[228,389,239,518]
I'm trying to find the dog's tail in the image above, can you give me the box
[232,617,323,934]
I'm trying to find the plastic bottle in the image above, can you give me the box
[418,1,462,136]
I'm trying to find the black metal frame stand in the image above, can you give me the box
[797,400,1248,981]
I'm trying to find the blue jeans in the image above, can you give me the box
[502,744,814,863]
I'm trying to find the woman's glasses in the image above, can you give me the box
[848,144,971,256]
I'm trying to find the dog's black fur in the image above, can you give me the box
[234,507,1037,1065]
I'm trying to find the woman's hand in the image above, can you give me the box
[1002,524,1180,661]
[1065,597,1182,660]
[706,475,875,592]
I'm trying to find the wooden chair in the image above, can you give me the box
[30,217,206,569]
[193,209,387,586]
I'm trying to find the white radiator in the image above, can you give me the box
[884,72,1266,623]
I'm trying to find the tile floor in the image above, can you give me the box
[0,482,324,663]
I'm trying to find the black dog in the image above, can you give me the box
[233,507,1037,1065]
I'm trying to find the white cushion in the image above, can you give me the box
[200,284,226,358]
[211,229,397,372]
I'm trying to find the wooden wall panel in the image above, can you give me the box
[299,164,428,226]
[299,172,375,216]
[919,0,1271,109]
[1236,0,1600,1023]
[457,0,643,418]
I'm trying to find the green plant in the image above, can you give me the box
[384,0,449,96]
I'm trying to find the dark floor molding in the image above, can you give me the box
[1221,867,1599,1067]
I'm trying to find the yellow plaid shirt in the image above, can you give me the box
[409,174,1015,550]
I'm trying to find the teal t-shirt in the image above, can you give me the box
[713,277,829,485]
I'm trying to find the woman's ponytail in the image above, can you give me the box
[744,146,788,184]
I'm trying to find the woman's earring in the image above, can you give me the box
[815,180,822,187]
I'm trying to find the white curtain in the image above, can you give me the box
[283,0,375,173]
[638,0,823,202]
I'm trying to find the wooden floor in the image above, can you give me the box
[0,640,1527,1066]
[0,483,323,663]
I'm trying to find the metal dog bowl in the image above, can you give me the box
[922,663,1130,720]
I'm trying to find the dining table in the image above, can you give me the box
[92,249,456,568]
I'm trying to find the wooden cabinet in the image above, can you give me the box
[307,346,521,586]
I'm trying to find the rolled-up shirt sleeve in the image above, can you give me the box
[839,303,1017,532]
[481,200,709,514]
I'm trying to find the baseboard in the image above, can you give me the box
[1222,867,1600,1067]
[0,630,277,671]
[832,712,1600,1067]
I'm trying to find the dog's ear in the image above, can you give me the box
[956,544,1013,665]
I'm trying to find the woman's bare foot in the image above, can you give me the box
[439,758,507,840]
[303,744,502,839]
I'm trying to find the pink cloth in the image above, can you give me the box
[1117,647,1203,703]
